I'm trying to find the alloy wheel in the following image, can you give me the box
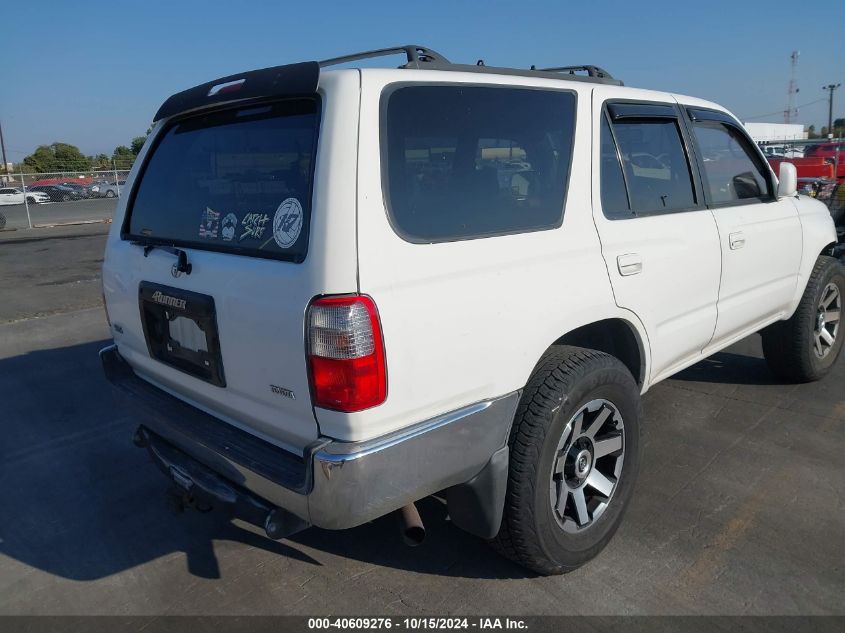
[814,282,841,358]
[549,399,625,533]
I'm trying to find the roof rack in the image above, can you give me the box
[319,45,451,69]
[319,44,622,85]
[538,65,615,80]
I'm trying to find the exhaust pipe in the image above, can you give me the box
[397,502,426,546]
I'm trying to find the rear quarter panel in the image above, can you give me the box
[320,70,646,443]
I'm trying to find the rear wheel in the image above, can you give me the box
[61,194,71,202]
[830,183,845,227]
[490,346,641,575]
[762,256,844,382]
[105,190,115,198]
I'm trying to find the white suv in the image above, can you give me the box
[101,46,843,574]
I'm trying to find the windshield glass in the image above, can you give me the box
[127,98,319,262]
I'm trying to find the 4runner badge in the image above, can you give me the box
[151,291,186,310]
[270,384,295,400]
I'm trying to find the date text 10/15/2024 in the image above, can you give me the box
[307,617,528,630]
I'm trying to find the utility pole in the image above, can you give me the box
[0,120,8,175]
[823,83,841,138]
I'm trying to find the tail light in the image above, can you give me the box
[306,295,387,412]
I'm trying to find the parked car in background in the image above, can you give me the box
[28,184,83,202]
[60,182,93,198]
[0,187,50,205]
[96,181,126,198]
[89,180,110,197]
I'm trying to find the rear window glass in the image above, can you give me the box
[127,99,319,262]
[383,85,576,242]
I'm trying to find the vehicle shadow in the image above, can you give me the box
[2,337,800,583]
[0,340,317,582]
[672,350,782,386]
[288,496,533,580]
[0,339,529,582]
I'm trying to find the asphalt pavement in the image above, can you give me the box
[0,197,117,231]
[0,228,843,615]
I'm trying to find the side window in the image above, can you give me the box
[384,85,576,242]
[611,118,697,214]
[600,115,631,218]
[691,123,771,203]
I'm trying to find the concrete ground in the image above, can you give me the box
[0,198,116,231]
[0,227,843,615]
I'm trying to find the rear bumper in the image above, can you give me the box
[101,344,518,531]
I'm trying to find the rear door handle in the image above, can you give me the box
[729,232,746,250]
[617,253,642,276]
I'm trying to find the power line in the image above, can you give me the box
[742,97,827,121]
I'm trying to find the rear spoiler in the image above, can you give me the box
[153,61,320,122]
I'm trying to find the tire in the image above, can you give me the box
[61,194,71,202]
[762,256,844,382]
[105,190,115,198]
[830,184,845,227]
[0,213,6,230]
[490,346,641,575]
[831,200,845,228]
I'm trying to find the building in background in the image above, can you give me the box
[743,122,807,142]
[743,122,808,157]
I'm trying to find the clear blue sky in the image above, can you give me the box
[2,0,843,161]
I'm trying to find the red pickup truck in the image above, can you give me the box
[767,142,845,182]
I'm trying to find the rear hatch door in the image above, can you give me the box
[106,97,329,451]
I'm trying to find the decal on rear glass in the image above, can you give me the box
[198,207,220,239]
[239,213,269,241]
[269,197,303,249]
[221,213,238,241]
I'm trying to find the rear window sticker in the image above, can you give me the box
[239,213,269,241]
[199,207,220,239]
[270,197,303,249]
[221,213,238,241]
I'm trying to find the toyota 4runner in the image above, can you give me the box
[101,45,843,574]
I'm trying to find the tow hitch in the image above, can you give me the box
[134,425,309,540]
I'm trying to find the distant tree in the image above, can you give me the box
[112,145,135,169]
[130,136,147,155]
[53,143,90,171]
[807,125,818,139]
[22,145,56,172]
[22,142,88,173]
[91,153,111,169]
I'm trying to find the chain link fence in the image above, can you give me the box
[0,164,131,230]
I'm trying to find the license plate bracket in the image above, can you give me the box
[138,282,226,387]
